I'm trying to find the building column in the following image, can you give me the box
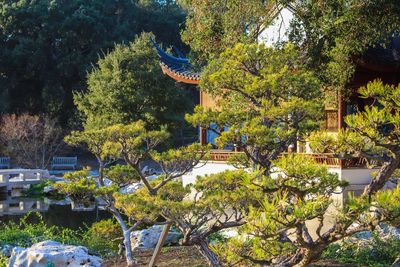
[200,127,207,145]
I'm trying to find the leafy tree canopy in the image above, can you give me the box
[74,32,193,131]
[310,80,400,196]
[286,0,400,87]
[186,42,323,170]
[179,0,278,62]
[180,0,400,88]
[0,0,186,126]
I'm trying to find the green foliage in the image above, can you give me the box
[208,232,228,244]
[75,32,193,131]
[24,180,55,197]
[187,43,322,170]
[81,219,122,256]
[0,0,186,125]
[104,121,170,162]
[104,165,140,186]
[345,80,400,150]
[310,80,400,195]
[0,255,7,267]
[114,179,191,223]
[287,0,400,88]
[180,0,280,62]
[55,169,96,203]
[322,234,400,267]
[373,185,400,225]
[212,154,346,265]
[0,213,81,248]
[65,129,111,161]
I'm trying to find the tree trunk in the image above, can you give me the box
[123,229,136,267]
[363,157,400,197]
[288,245,327,267]
[110,207,136,266]
[293,248,315,267]
[197,240,222,267]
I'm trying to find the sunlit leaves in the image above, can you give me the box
[310,80,400,173]
[104,165,140,185]
[75,32,192,131]
[188,43,322,168]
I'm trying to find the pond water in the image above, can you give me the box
[0,193,111,229]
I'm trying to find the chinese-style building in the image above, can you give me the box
[152,29,400,202]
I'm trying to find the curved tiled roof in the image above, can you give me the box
[355,36,400,73]
[151,39,200,84]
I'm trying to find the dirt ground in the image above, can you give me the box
[103,246,208,267]
[103,246,362,267]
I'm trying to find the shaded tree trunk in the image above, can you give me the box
[197,240,222,267]
[363,157,400,197]
[110,207,137,267]
[290,243,330,267]
[123,229,135,267]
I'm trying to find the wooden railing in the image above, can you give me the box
[287,153,375,169]
[207,150,375,169]
[209,150,241,161]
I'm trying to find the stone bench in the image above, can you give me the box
[0,157,10,169]
[51,157,77,170]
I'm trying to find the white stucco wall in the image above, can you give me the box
[182,161,237,187]
[182,160,389,207]
[340,168,379,185]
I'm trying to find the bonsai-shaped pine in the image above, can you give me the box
[186,42,323,173]
[115,169,254,266]
[183,43,400,266]
[57,120,209,266]
[115,154,400,267]
[210,155,400,266]
[309,80,400,197]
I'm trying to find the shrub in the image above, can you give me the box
[0,213,120,260]
[0,213,81,248]
[81,219,121,256]
[23,180,56,197]
[322,233,400,267]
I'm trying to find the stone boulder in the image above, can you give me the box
[131,225,181,250]
[119,176,158,194]
[120,183,142,194]
[8,240,102,267]
[1,245,13,257]
[43,185,56,194]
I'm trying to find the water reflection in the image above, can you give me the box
[0,193,111,229]
[0,196,48,215]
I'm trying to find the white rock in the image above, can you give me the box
[120,183,143,194]
[130,225,181,250]
[377,224,400,239]
[8,241,102,267]
[71,201,96,211]
[43,185,55,194]
[103,178,113,187]
[146,175,158,181]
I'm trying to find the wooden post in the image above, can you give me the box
[338,90,345,130]
[200,127,207,145]
[148,223,172,267]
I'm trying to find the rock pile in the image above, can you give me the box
[8,240,102,267]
